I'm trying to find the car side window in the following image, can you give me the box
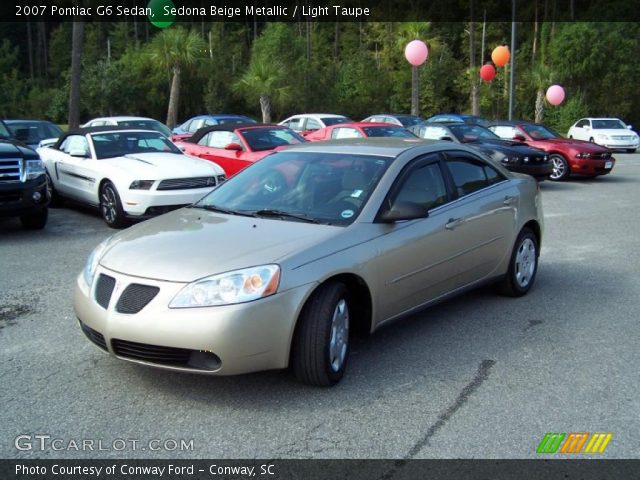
[331,128,362,139]
[188,119,204,133]
[207,131,241,148]
[60,135,89,154]
[446,156,502,197]
[394,162,448,211]
[203,118,216,127]
[421,126,449,140]
[490,125,518,139]
[576,119,588,128]
[305,118,322,131]
[287,118,305,131]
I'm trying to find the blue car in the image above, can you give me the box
[171,114,257,140]
[4,119,64,150]
[426,113,490,127]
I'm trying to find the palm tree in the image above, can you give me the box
[235,59,289,124]
[149,27,205,127]
[531,22,553,123]
[395,23,432,116]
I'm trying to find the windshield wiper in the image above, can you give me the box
[251,209,322,224]
[189,204,255,217]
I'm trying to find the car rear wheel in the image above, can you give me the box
[292,282,350,386]
[589,137,595,143]
[549,154,569,181]
[498,227,539,297]
[100,181,128,228]
[20,208,48,230]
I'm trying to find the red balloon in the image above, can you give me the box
[480,64,496,82]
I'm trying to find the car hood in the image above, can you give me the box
[105,152,223,177]
[470,138,545,156]
[99,208,343,282]
[536,137,610,151]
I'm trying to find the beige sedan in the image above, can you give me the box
[75,139,543,386]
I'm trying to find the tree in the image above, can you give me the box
[149,27,206,127]
[235,59,289,123]
[68,21,84,129]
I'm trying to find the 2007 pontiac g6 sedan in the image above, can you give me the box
[75,139,543,386]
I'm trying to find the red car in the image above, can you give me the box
[304,122,418,142]
[489,121,615,181]
[175,124,305,177]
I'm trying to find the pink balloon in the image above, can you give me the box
[405,40,429,66]
[546,85,565,106]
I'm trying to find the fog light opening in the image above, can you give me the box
[188,351,222,371]
[32,191,42,202]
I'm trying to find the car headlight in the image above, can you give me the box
[25,159,45,180]
[170,265,281,308]
[575,152,591,159]
[83,238,111,287]
[129,180,155,190]
[596,133,609,140]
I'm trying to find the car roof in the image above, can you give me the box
[289,113,347,118]
[584,117,623,121]
[87,116,157,122]
[187,124,285,144]
[330,122,405,128]
[366,114,421,118]
[280,137,435,156]
[5,119,56,124]
[53,126,160,149]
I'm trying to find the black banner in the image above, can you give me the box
[3,0,640,23]
[2,459,639,480]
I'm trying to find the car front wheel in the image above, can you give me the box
[549,154,569,181]
[292,282,350,386]
[20,208,48,230]
[100,181,128,228]
[499,227,539,297]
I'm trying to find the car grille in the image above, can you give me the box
[111,339,193,366]
[115,283,159,314]
[612,135,633,140]
[80,322,108,351]
[94,274,116,309]
[0,158,22,182]
[156,177,218,190]
[591,152,611,160]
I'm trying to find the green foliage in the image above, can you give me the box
[544,93,590,134]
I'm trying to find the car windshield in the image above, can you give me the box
[240,127,305,152]
[520,124,560,140]
[218,117,257,125]
[398,116,424,127]
[322,117,351,126]
[116,120,172,137]
[362,126,416,138]
[0,121,10,138]
[592,119,626,129]
[449,124,500,142]
[466,116,491,127]
[6,121,62,143]
[91,131,183,159]
[194,151,391,226]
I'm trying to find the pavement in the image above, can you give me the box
[1,154,639,459]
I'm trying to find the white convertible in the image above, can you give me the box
[38,127,226,228]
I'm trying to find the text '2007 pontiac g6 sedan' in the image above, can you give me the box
[75,139,543,386]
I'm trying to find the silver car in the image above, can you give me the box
[75,139,543,386]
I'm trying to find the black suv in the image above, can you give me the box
[0,119,49,229]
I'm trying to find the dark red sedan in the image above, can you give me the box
[175,124,305,177]
[304,122,418,142]
[489,121,614,181]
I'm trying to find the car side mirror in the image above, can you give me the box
[513,134,526,141]
[379,201,428,223]
[69,149,89,158]
[224,143,242,151]
[439,136,454,142]
[626,125,632,130]
[584,125,591,130]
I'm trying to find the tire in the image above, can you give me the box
[46,172,63,207]
[100,181,128,228]
[292,282,351,386]
[498,227,539,297]
[589,137,595,143]
[549,154,569,181]
[20,208,48,230]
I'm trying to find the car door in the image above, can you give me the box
[368,154,495,322]
[54,135,95,201]
[439,151,517,288]
[198,130,247,176]
[572,119,589,140]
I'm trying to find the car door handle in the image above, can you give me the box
[445,218,464,230]
[503,195,516,205]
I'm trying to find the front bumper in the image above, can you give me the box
[121,187,214,217]
[570,157,616,176]
[74,266,311,375]
[0,174,49,218]
[595,139,638,150]
[505,162,553,179]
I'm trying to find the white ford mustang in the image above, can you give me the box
[37,127,226,227]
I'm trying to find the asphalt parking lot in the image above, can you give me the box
[1,154,639,460]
